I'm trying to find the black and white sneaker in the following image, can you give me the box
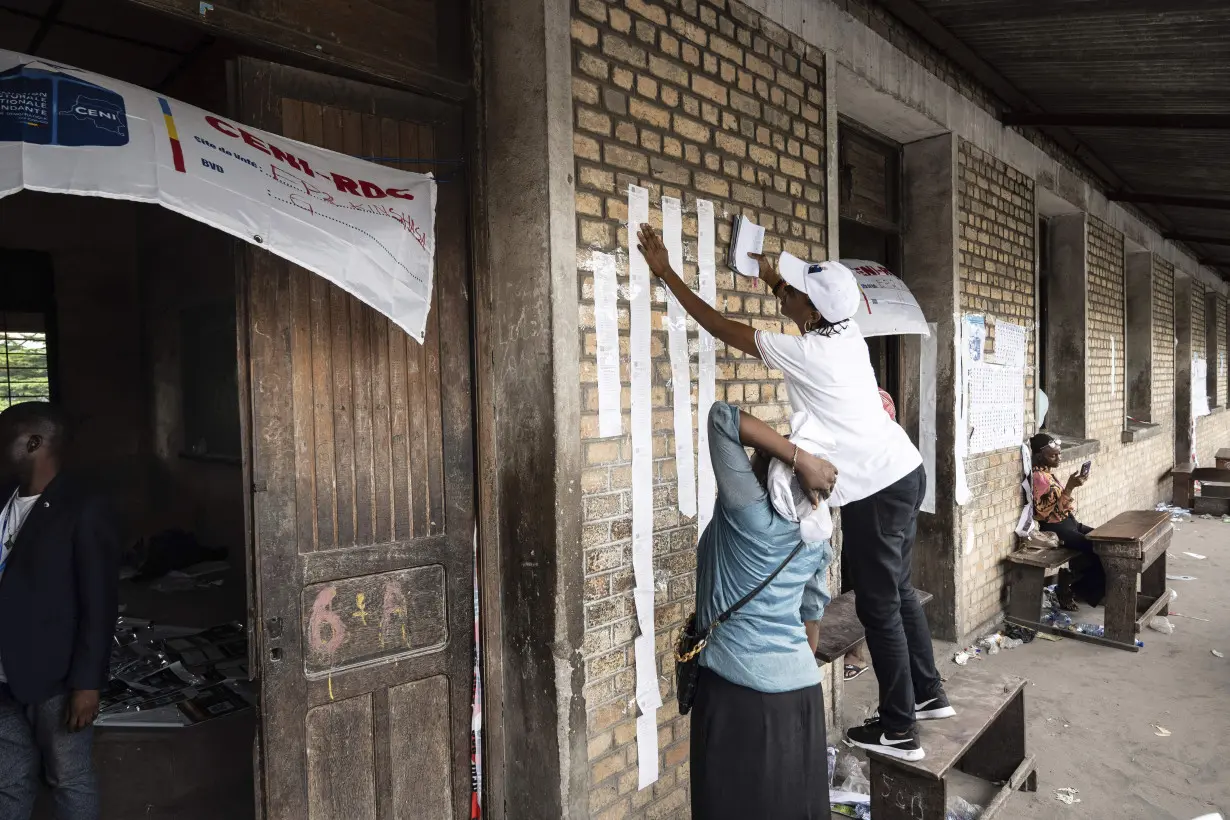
[915,691,956,721]
[845,719,924,762]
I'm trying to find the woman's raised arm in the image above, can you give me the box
[637,224,761,358]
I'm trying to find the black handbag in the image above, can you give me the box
[675,541,807,715]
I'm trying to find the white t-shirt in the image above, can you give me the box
[0,491,41,683]
[756,325,922,506]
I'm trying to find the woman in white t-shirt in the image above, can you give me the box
[638,224,951,761]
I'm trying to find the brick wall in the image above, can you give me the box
[571,1,834,816]
[954,140,1036,636]
[1086,217,1126,443]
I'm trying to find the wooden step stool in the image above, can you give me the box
[867,665,1037,820]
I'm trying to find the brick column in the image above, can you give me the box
[481,0,588,817]
[901,133,961,641]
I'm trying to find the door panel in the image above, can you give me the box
[238,58,472,820]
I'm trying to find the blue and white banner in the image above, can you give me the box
[0,49,437,342]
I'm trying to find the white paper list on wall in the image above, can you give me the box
[919,322,938,514]
[626,185,660,790]
[593,251,622,438]
[696,199,718,539]
[995,321,1028,369]
[662,196,697,518]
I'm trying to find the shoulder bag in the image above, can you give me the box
[674,541,807,715]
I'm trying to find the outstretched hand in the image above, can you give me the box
[637,224,673,279]
[748,252,781,290]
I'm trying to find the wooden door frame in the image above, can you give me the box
[130,0,590,814]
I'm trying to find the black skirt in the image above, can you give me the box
[690,667,830,820]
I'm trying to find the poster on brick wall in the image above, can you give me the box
[1193,357,1211,418]
[967,362,1025,454]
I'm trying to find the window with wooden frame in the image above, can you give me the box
[0,251,57,412]
[838,121,903,406]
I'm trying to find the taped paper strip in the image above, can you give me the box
[919,322,938,514]
[627,187,663,780]
[696,200,718,538]
[593,251,622,438]
[633,631,661,712]
[662,196,697,518]
[636,708,660,790]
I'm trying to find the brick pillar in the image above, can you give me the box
[901,133,961,641]
[481,0,589,817]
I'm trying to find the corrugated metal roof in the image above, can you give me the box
[909,0,1230,277]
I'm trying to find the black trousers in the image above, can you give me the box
[690,668,829,820]
[841,465,941,732]
[1040,516,1107,607]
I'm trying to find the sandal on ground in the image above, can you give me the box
[844,664,868,681]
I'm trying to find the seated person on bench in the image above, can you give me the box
[1029,433,1106,611]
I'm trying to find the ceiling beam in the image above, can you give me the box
[6,7,189,56]
[1004,112,1230,129]
[26,0,65,56]
[873,0,1177,233]
[1170,234,1230,246]
[1110,193,1230,210]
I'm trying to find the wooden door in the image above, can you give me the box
[236,59,474,820]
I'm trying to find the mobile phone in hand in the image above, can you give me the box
[1080,460,1091,478]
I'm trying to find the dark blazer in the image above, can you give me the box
[0,473,120,705]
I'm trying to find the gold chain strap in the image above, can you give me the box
[674,618,721,663]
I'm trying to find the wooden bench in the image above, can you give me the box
[866,665,1037,820]
[1004,546,1089,641]
[1088,510,1174,651]
[1172,465,1230,514]
[813,589,934,664]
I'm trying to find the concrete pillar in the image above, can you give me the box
[1175,276,1194,465]
[901,133,961,641]
[1044,213,1089,438]
[479,0,587,817]
[1125,252,1153,422]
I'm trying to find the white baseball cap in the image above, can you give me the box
[778,252,862,323]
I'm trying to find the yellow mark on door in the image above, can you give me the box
[352,593,369,626]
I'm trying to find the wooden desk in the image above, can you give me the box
[1088,510,1173,651]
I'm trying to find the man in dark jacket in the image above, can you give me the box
[0,402,119,820]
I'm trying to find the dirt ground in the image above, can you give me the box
[840,517,1229,820]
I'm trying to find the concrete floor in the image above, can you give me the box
[841,517,1229,820]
